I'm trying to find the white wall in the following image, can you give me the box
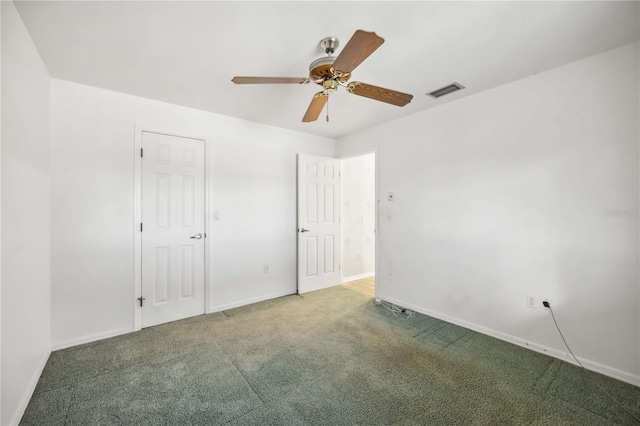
[50,79,334,348]
[1,3,3,422]
[1,2,52,424]
[337,43,640,384]
[340,153,375,280]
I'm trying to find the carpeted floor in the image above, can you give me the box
[21,286,640,425]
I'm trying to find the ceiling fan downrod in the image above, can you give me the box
[320,37,339,56]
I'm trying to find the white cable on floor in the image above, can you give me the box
[380,300,415,320]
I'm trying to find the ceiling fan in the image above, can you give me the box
[231,30,413,123]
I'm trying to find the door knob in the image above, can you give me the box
[190,233,203,239]
[299,228,310,233]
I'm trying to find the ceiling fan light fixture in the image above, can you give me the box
[322,79,339,94]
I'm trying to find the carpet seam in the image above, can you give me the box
[542,391,623,425]
[229,358,267,406]
[443,330,477,349]
[411,321,448,339]
[537,359,561,396]
[64,385,78,424]
[216,338,268,407]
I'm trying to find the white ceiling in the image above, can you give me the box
[15,1,640,139]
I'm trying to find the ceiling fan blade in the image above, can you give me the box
[347,82,413,107]
[302,92,328,122]
[232,77,307,84]
[331,30,385,74]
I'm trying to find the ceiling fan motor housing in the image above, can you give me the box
[308,56,350,84]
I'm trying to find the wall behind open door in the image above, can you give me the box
[340,153,375,281]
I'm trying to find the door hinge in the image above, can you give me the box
[137,296,146,307]
[140,223,143,232]
[140,148,143,158]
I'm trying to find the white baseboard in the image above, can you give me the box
[10,349,51,426]
[51,326,134,351]
[380,295,640,387]
[342,272,375,283]
[210,289,297,313]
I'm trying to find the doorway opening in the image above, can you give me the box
[340,152,376,297]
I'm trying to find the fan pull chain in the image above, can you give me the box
[326,96,330,122]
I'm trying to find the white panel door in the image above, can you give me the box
[141,131,205,328]
[297,154,340,294]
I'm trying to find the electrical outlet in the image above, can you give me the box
[384,207,392,220]
[388,192,395,201]
[263,265,269,273]
[212,210,220,221]
[542,298,550,310]
[526,294,537,309]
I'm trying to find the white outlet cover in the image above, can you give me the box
[526,294,537,309]
[388,192,394,201]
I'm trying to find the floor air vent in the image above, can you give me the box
[427,83,465,98]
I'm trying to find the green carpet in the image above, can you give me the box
[21,286,640,425]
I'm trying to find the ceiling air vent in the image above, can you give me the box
[427,83,465,98]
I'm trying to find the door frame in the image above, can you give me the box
[133,124,210,331]
[337,149,379,300]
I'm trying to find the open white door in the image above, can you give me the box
[297,154,341,294]
[141,131,205,328]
